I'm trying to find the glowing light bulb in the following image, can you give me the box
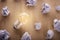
[19,12,30,24]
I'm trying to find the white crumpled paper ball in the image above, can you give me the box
[46,30,54,39]
[54,19,60,32]
[2,6,10,16]
[34,22,41,30]
[56,5,60,11]
[21,32,31,40]
[42,3,51,14]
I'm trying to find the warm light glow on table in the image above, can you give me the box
[19,12,31,24]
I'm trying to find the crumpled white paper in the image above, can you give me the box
[34,22,41,30]
[0,29,10,40]
[21,32,31,40]
[56,5,60,11]
[46,30,54,39]
[2,6,10,16]
[54,19,60,32]
[26,0,36,6]
[42,3,51,14]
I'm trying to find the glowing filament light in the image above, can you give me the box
[19,12,30,24]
